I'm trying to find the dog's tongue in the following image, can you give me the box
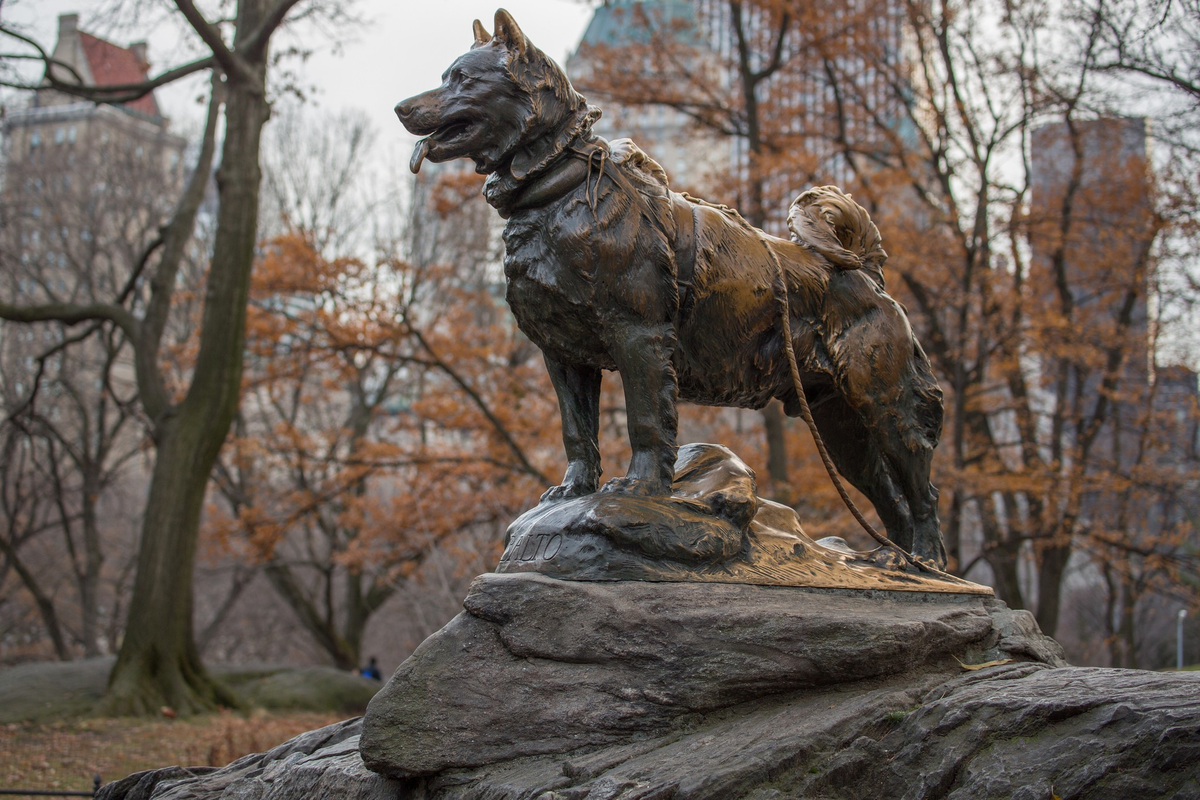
[410,138,430,174]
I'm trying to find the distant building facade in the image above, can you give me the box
[566,1,730,197]
[1,13,188,300]
[1,14,189,422]
[4,13,185,167]
[1029,116,1197,458]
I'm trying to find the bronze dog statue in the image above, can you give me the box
[396,9,947,567]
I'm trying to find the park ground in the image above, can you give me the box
[0,658,377,793]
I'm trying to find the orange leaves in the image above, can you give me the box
[202,210,565,616]
[253,231,363,298]
[429,171,487,219]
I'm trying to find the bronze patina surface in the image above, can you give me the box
[397,9,950,571]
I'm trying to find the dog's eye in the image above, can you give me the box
[452,69,473,85]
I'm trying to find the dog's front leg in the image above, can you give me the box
[541,356,602,502]
[602,320,678,496]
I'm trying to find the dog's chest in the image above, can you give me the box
[501,210,611,366]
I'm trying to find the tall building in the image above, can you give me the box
[567,1,730,197]
[1027,117,1200,463]
[1029,117,1199,636]
[1,13,188,304]
[1029,117,1158,388]
[3,13,186,176]
[0,15,194,660]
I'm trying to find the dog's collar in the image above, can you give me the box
[503,154,595,215]
[484,106,602,217]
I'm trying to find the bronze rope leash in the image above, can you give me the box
[755,226,932,573]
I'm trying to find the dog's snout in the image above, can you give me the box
[395,100,413,120]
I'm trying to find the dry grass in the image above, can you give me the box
[0,709,347,793]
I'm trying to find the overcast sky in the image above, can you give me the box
[3,0,597,146]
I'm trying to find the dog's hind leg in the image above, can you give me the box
[820,299,946,567]
[542,356,602,501]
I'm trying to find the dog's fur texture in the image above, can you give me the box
[396,10,947,566]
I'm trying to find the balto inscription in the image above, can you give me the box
[501,532,563,563]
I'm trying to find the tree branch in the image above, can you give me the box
[0,24,215,102]
[138,73,225,423]
[0,301,139,341]
[172,0,256,84]
[406,325,552,486]
[45,56,217,104]
[239,0,305,59]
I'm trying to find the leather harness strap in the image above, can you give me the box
[506,141,700,319]
[671,194,698,316]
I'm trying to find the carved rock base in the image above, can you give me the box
[499,444,991,595]
[359,572,1058,778]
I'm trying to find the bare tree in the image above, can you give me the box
[0,114,178,660]
[0,0,347,713]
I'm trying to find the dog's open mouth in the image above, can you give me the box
[410,119,476,173]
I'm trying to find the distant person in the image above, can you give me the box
[360,656,382,681]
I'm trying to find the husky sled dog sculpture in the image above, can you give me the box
[396,10,947,567]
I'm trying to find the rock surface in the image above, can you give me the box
[360,572,1043,777]
[97,666,1200,799]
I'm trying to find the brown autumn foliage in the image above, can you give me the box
[206,232,540,668]
[203,167,642,668]
[572,0,1200,649]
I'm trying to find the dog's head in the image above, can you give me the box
[396,9,588,177]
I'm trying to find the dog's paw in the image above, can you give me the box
[598,476,668,496]
[540,482,593,503]
[909,553,947,574]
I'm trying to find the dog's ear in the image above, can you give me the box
[471,19,491,49]
[493,8,529,60]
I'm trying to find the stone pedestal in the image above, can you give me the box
[359,572,1053,778]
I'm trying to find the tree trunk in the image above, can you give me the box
[0,537,71,660]
[100,16,271,713]
[1035,540,1072,638]
[986,540,1025,611]
[760,401,791,502]
[264,563,358,670]
[1119,578,1138,669]
[80,471,104,657]
[102,415,242,713]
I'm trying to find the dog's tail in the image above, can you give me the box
[786,186,886,271]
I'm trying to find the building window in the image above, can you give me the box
[55,127,66,144]
[67,126,77,143]
[30,131,41,148]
